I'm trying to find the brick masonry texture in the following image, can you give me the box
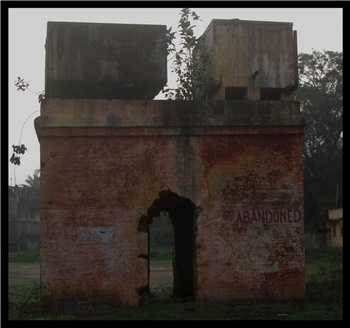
[36,99,306,308]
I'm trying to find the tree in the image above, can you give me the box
[297,50,343,230]
[10,77,44,166]
[25,169,41,191]
[161,8,218,100]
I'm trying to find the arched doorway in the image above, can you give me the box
[147,190,196,299]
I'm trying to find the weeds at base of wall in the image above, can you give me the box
[8,249,342,320]
[8,280,342,320]
[57,301,122,316]
[8,282,42,319]
[143,284,174,305]
[150,284,173,297]
[42,291,125,316]
[9,275,342,318]
[8,282,115,318]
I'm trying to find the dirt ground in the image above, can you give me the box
[9,264,173,284]
[9,264,40,280]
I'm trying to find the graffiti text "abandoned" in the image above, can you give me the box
[236,209,302,224]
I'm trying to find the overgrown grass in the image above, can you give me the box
[8,248,343,320]
[8,248,173,263]
[149,284,173,298]
[8,282,42,320]
[9,251,40,263]
[150,260,172,268]
[149,247,172,261]
[305,248,343,306]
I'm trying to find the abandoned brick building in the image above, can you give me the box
[35,19,306,310]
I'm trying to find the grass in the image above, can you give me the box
[150,260,172,268]
[149,284,173,298]
[9,251,40,263]
[7,248,343,320]
[9,278,38,287]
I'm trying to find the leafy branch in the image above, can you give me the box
[161,8,219,101]
[10,77,44,166]
[14,76,46,103]
[10,144,27,166]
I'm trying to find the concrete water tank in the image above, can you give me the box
[45,21,167,99]
[201,19,298,101]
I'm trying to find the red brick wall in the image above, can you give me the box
[194,134,305,301]
[36,99,305,308]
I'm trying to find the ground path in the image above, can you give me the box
[9,264,173,284]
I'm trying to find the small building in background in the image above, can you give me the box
[8,185,40,252]
[327,208,343,247]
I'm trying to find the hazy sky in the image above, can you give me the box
[8,6,343,186]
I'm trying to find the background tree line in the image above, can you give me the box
[297,50,343,230]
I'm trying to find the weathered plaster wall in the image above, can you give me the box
[36,99,305,308]
[45,22,167,99]
[202,19,298,101]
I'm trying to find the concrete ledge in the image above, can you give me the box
[37,99,306,128]
[34,125,305,138]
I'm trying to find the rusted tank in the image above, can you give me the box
[201,19,298,101]
[45,21,167,99]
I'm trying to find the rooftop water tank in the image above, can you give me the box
[45,21,167,99]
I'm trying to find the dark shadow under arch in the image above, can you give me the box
[148,189,196,299]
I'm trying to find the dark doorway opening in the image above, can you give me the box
[147,190,195,299]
